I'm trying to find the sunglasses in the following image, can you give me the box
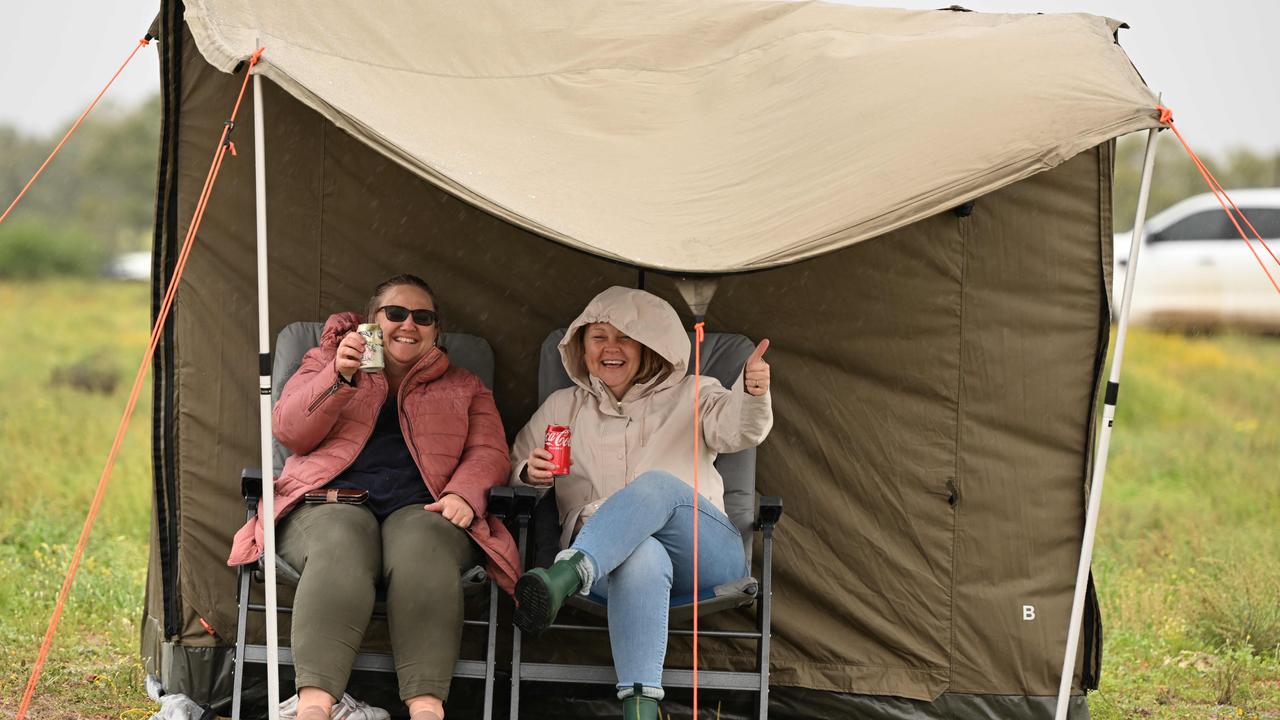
[378,305,438,327]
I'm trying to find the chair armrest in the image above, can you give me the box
[512,486,539,521]
[241,468,263,512]
[754,496,783,532]
[488,486,515,519]
[489,486,538,522]
[241,468,263,498]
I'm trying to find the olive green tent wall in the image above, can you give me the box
[144,2,1126,717]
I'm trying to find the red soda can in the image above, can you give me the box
[544,425,572,476]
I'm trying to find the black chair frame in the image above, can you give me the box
[230,473,534,720]
[507,492,783,719]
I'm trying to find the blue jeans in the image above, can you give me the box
[570,471,749,698]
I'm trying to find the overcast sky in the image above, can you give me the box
[1,1,1277,154]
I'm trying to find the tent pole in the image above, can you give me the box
[252,63,282,720]
[1053,126,1159,720]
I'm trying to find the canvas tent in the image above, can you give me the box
[141,1,1162,717]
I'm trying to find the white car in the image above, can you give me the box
[1114,189,1280,330]
[104,250,151,281]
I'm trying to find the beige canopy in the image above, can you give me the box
[183,0,1158,272]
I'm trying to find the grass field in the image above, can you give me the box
[0,280,153,719]
[1092,330,1280,719]
[0,279,1277,719]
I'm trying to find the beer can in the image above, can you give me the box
[357,323,384,372]
[544,425,572,476]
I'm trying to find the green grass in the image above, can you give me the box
[0,279,153,718]
[1091,330,1280,719]
[0,279,1277,718]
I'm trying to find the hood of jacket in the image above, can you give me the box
[320,311,361,349]
[559,286,689,400]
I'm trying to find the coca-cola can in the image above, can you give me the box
[544,425,572,476]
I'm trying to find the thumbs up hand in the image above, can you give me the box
[744,339,771,397]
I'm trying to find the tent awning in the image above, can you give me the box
[184,0,1159,272]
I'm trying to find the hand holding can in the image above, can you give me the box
[335,332,366,381]
[524,448,557,486]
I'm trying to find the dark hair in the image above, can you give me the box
[365,274,441,330]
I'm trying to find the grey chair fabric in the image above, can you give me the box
[271,321,495,475]
[538,328,759,561]
[564,575,759,623]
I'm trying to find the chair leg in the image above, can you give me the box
[232,563,252,720]
[509,521,529,720]
[757,531,775,720]
[484,580,498,720]
[509,625,523,720]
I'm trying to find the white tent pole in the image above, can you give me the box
[252,60,282,720]
[1053,125,1160,720]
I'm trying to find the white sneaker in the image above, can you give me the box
[278,693,390,720]
[332,693,391,720]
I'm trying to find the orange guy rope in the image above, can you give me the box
[691,321,705,717]
[15,47,265,720]
[0,36,152,226]
[1157,106,1280,270]
[1156,105,1280,295]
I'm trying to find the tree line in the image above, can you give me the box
[0,95,159,277]
[1114,133,1280,231]
[0,92,1277,277]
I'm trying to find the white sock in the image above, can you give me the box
[616,685,665,701]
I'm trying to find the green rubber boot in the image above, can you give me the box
[621,685,659,720]
[513,551,584,635]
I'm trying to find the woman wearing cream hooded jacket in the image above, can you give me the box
[509,286,773,719]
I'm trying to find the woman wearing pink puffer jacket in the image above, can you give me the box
[228,274,519,720]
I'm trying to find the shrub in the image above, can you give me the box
[1192,561,1280,655]
[1211,640,1262,705]
[50,353,121,395]
[0,220,105,278]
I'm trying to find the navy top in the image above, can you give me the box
[326,396,433,520]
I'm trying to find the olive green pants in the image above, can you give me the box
[278,502,480,701]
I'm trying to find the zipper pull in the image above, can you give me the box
[306,380,343,413]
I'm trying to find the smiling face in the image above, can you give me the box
[373,284,439,372]
[582,322,644,400]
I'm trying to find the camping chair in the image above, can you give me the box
[230,322,527,720]
[508,329,783,719]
